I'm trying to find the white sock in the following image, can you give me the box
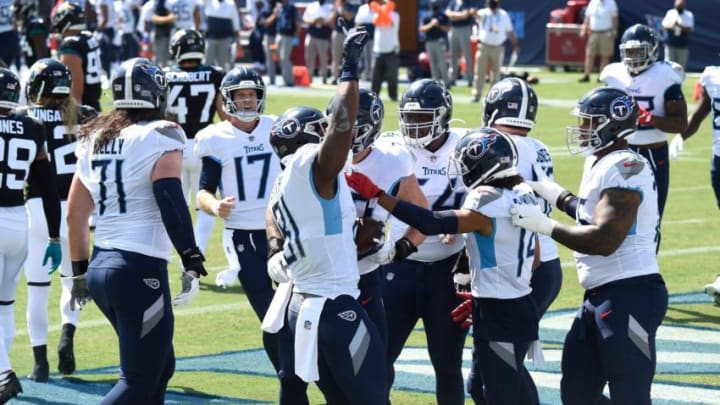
[26,285,51,346]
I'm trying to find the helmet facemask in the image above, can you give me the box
[620,40,656,74]
[223,87,265,122]
[399,104,447,148]
[566,111,612,156]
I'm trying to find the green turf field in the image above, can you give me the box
[8,69,720,404]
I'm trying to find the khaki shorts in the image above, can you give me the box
[586,31,615,57]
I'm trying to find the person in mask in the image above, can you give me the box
[662,0,694,70]
[471,0,520,102]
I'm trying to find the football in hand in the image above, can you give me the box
[354,217,385,258]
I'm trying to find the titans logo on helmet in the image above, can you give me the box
[466,133,497,160]
[610,96,634,121]
[279,118,300,138]
[370,101,383,124]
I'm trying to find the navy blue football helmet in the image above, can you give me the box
[399,79,452,148]
[111,58,167,110]
[170,29,206,62]
[483,77,538,130]
[26,58,72,105]
[619,24,658,75]
[566,87,638,156]
[451,127,519,189]
[270,107,328,162]
[220,67,265,122]
[51,1,85,35]
[0,68,21,110]
[326,88,384,154]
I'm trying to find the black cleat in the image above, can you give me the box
[57,324,76,375]
[28,361,49,383]
[0,371,22,403]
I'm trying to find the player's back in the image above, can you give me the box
[165,63,224,137]
[59,31,102,108]
[75,120,186,260]
[0,112,45,208]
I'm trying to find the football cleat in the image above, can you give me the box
[0,371,22,403]
[57,323,76,375]
[704,275,720,306]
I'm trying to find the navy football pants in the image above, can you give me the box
[381,253,468,405]
[228,229,308,404]
[88,248,175,404]
[287,293,387,404]
[561,274,668,405]
[530,258,563,318]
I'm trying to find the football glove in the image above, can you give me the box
[267,251,290,284]
[367,240,395,266]
[393,237,417,262]
[511,203,556,236]
[339,17,369,81]
[669,134,684,160]
[345,171,383,200]
[43,240,62,275]
[452,249,471,293]
[172,272,200,307]
[528,163,567,209]
[180,246,207,277]
[215,268,240,289]
[451,292,473,329]
[69,275,91,311]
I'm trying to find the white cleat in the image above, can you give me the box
[704,275,720,305]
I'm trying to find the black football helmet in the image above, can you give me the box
[26,58,72,105]
[51,1,86,35]
[170,29,206,62]
[220,67,265,122]
[566,87,638,156]
[0,68,21,110]
[483,77,538,130]
[14,0,36,22]
[111,58,167,110]
[270,107,328,162]
[398,79,452,148]
[326,88,384,154]
[451,127,519,189]
[619,24,658,75]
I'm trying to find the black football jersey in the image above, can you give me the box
[58,31,102,111]
[164,64,225,138]
[0,113,46,207]
[25,105,98,200]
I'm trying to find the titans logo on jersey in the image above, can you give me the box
[0,113,45,207]
[58,32,102,109]
[23,105,97,200]
[165,64,225,138]
[600,61,684,145]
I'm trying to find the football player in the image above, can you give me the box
[114,0,141,61]
[483,77,562,318]
[168,0,201,33]
[67,57,207,402]
[165,28,229,255]
[0,67,61,402]
[674,63,720,304]
[13,0,51,66]
[327,88,426,361]
[600,24,688,224]
[512,87,668,404]
[263,25,387,404]
[374,78,468,405]
[22,58,98,382]
[193,66,308,404]
[51,1,103,111]
[346,128,544,404]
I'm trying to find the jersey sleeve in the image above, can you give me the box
[193,126,214,159]
[58,37,82,56]
[151,120,186,152]
[602,154,648,191]
[462,186,503,216]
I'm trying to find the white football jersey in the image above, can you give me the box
[377,129,466,261]
[699,66,720,156]
[0,0,13,33]
[510,135,559,261]
[575,150,660,289]
[351,143,415,275]
[75,120,186,261]
[168,0,198,30]
[269,144,360,299]
[115,0,139,35]
[600,61,684,145]
[463,185,538,299]
[194,117,282,230]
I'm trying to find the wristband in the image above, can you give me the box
[49,237,61,243]
[556,190,576,211]
[71,260,89,277]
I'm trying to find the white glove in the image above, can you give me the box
[215,268,240,289]
[267,252,290,284]
[528,163,567,208]
[669,134,684,160]
[367,240,395,266]
[511,203,556,236]
[172,272,200,307]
